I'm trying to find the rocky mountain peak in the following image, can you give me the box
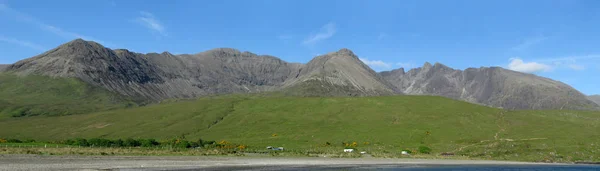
[59,39,103,50]
[336,48,355,55]
[161,51,174,56]
[41,38,113,59]
[422,62,433,69]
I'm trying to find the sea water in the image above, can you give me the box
[313,165,600,171]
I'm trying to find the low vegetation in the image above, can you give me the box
[0,137,219,149]
[0,93,598,162]
[0,73,139,118]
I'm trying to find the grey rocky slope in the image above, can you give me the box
[6,39,304,101]
[282,49,397,96]
[380,63,598,110]
[5,39,392,101]
[588,95,600,105]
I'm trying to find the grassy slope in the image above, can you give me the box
[0,73,138,118]
[0,95,598,161]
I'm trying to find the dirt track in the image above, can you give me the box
[0,154,557,171]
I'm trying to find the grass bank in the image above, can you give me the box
[0,95,598,163]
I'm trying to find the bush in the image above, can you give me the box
[202,140,216,148]
[418,146,432,154]
[7,139,22,143]
[124,138,141,147]
[113,139,124,147]
[195,138,204,147]
[175,140,191,148]
[88,138,112,147]
[74,138,89,146]
[0,137,217,149]
[140,139,158,147]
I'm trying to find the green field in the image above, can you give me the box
[0,73,139,118]
[0,93,598,162]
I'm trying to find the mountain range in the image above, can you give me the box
[2,39,597,110]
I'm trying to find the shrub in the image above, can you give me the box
[237,144,247,150]
[113,139,124,147]
[88,138,112,147]
[74,138,89,146]
[175,140,191,148]
[418,146,432,154]
[204,140,216,145]
[140,139,158,147]
[203,140,216,148]
[7,139,22,143]
[124,138,140,147]
[196,138,204,147]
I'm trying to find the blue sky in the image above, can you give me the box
[1,0,599,95]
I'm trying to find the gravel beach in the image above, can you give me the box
[0,154,564,171]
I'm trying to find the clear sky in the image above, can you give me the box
[1,0,599,95]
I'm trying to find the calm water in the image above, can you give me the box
[312,165,600,171]
[199,165,600,171]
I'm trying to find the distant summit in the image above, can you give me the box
[381,63,597,110]
[282,48,397,96]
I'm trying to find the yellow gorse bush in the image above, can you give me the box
[218,140,230,145]
[237,144,247,150]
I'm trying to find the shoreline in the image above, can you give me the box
[0,154,577,170]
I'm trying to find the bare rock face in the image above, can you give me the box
[0,64,7,71]
[381,63,598,110]
[6,39,303,101]
[282,48,397,96]
[588,95,600,105]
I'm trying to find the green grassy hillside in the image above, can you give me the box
[0,73,138,118]
[0,95,598,162]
